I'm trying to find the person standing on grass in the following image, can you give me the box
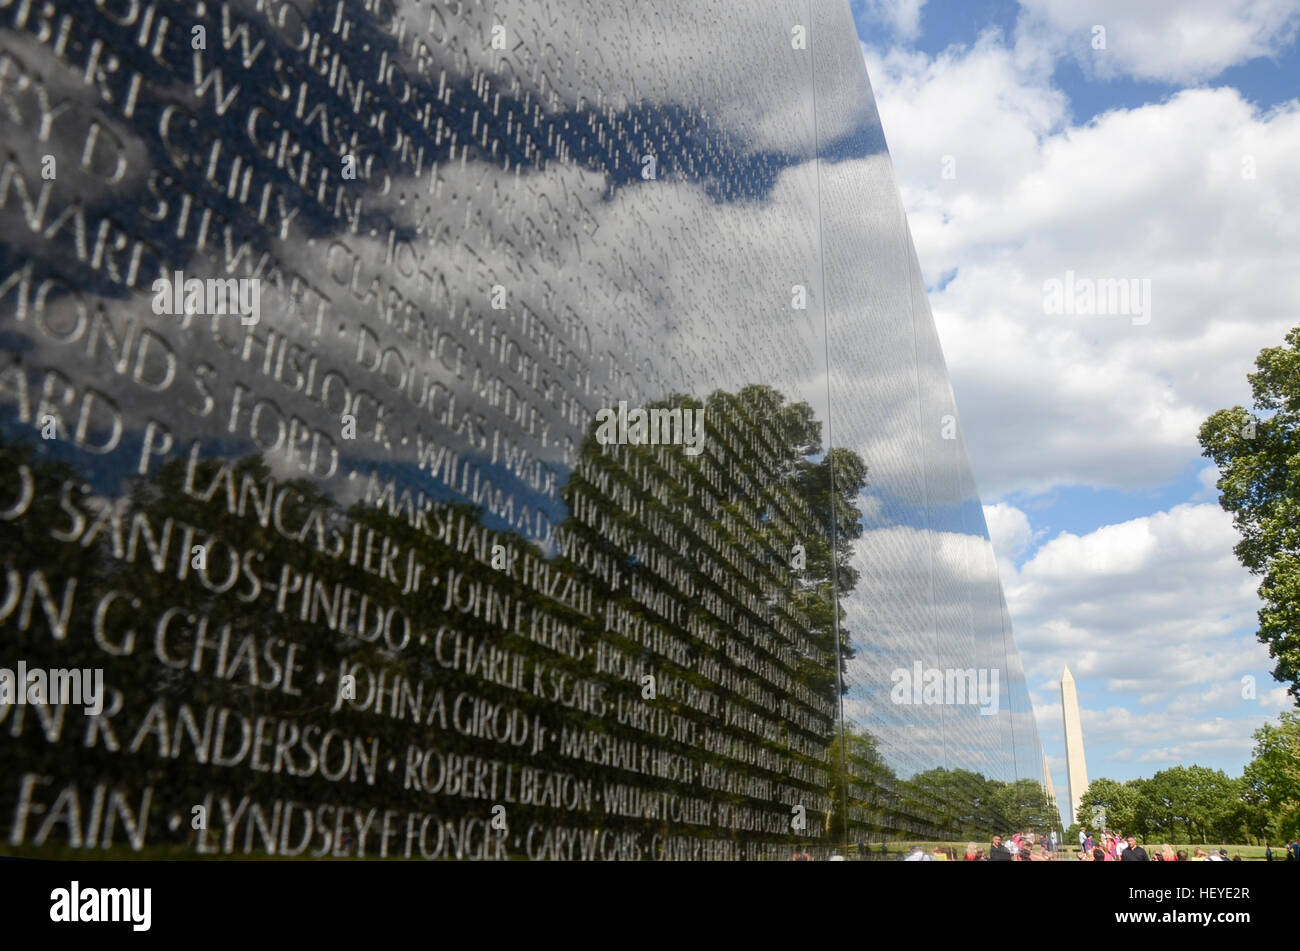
[989,834,1012,861]
[1120,836,1148,861]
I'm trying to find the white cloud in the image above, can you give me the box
[854,0,929,41]
[1010,504,1259,669]
[1017,0,1300,84]
[999,501,1289,779]
[1195,464,1222,500]
[864,37,1300,497]
[984,501,1033,562]
[860,1,1300,794]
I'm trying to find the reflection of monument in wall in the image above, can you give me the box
[1041,744,1059,827]
[1061,666,1091,824]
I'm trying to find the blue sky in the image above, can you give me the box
[850,0,1300,818]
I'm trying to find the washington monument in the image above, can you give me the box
[1061,666,1090,824]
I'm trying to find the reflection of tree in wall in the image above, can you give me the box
[833,750,1059,850]
[0,381,880,858]
[557,383,865,855]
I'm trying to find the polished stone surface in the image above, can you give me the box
[0,0,1047,858]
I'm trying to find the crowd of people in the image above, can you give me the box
[896,828,1068,860]
[793,833,1300,861]
[893,829,1300,861]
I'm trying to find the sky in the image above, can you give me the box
[849,0,1300,810]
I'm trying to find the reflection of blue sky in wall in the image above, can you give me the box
[853,0,1300,821]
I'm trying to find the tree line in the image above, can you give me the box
[1074,713,1300,845]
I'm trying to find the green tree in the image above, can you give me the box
[1199,326,1300,702]
[1077,777,1144,835]
[1141,767,1195,843]
[1182,765,1239,844]
[1129,777,1172,840]
[1137,765,1239,844]
[1243,711,1300,841]
[1213,778,1260,844]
